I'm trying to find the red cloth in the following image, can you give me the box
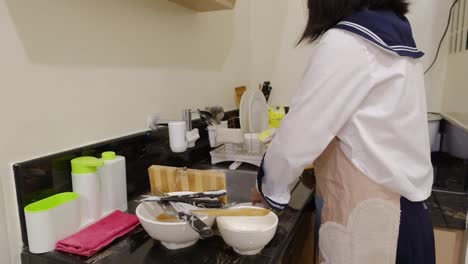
[56,210,140,257]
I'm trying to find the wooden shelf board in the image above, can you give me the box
[169,0,236,12]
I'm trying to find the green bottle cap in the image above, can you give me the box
[102,151,116,160]
[71,156,104,174]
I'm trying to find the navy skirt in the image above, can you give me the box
[395,197,436,264]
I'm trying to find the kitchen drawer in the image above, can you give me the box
[283,203,316,264]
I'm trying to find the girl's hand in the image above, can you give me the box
[251,187,268,208]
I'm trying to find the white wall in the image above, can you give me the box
[249,0,311,105]
[440,0,468,120]
[0,0,461,263]
[407,0,453,112]
[443,52,468,116]
[0,0,252,262]
[248,0,454,111]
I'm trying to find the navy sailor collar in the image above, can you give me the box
[334,9,424,58]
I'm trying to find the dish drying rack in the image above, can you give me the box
[210,137,266,170]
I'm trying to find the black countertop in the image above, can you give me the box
[428,191,467,230]
[429,152,467,230]
[18,142,466,264]
[21,165,315,264]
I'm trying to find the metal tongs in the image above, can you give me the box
[170,202,214,239]
[139,190,227,208]
[138,190,229,239]
[168,202,239,239]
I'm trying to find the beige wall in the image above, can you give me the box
[443,52,468,116]
[0,0,252,262]
[248,0,454,111]
[249,0,311,105]
[408,0,453,112]
[0,0,462,263]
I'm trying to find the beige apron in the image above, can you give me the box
[315,139,401,264]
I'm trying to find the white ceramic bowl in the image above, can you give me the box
[216,206,278,255]
[136,202,215,250]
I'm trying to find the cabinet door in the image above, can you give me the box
[283,207,316,263]
[434,228,465,264]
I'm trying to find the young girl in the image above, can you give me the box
[253,1,435,263]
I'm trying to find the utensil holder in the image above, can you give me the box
[24,192,81,254]
[207,121,229,148]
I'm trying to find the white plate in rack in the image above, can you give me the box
[239,88,254,133]
[247,89,269,133]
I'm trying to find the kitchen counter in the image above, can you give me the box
[428,191,467,230]
[430,152,467,230]
[17,123,465,263]
[21,163,315,264]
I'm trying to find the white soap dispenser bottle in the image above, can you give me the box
[71,157,104,226]
[99,151,127,216]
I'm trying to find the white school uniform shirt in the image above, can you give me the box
[260,29,433,209]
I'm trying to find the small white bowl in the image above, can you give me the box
[136,201,215,250]
[216,206,278,255]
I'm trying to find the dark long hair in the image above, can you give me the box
[298,0,410,44]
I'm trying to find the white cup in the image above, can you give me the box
[208,126,217,148]
[207,122,229,148]
[218,121,228,128]
[244,133,262,153]
[169,121,187,153]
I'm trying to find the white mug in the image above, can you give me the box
[169,121,187,153]
[244,133,262,153]
[207,126,217,148]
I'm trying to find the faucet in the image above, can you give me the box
[149,110,200,150]
[182,109,201,148]
[149,109,198,131]
[182,109,198,131]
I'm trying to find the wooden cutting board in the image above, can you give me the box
[235,86,247,107]
[148,165,227,202]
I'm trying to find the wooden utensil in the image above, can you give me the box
[235,86,247,107]
[156,213,181,222]
[191,208,270,217]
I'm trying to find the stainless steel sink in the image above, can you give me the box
[191,163,258,204]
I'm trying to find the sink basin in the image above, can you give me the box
[191,163,258,204]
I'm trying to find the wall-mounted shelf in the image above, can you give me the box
[169,0,236,12]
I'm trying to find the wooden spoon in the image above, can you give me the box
[191,208,270,217]
[156,213,181,222]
